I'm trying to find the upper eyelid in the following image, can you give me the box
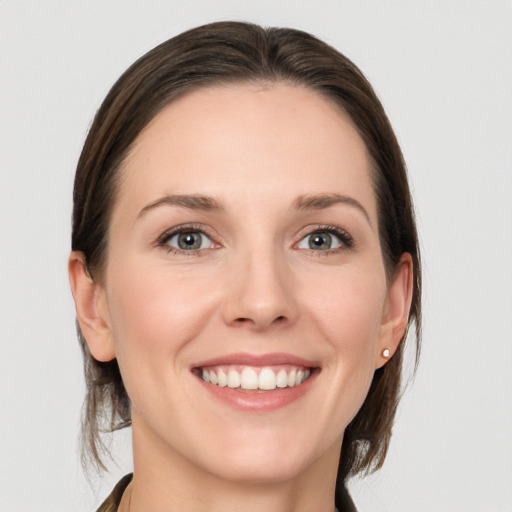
[156,225,219,255]
[157,223,218,243]
[294,224,353,241]
[293,225,355,251]
[154,223,353,248]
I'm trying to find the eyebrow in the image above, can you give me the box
[138,192,372,227]
[293,193,372,226]
[138,194,224,217]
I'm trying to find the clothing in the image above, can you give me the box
[95,473,357,512]
[96,474,132,512]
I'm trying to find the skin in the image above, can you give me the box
[69,83,413,512]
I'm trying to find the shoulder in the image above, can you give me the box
[95,474,133,512]
[335,484,358,512]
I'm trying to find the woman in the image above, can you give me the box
[69,21,421,512]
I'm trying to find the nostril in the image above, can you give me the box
[232,315,286,328]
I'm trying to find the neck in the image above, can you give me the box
[122,417,341,512]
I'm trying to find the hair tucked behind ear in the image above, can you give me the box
[72,20,421,490]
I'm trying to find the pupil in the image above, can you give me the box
[310,233,331,250]
[178,233,200,249]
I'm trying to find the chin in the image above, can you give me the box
[185,424,335,486]
[202,451,311,485]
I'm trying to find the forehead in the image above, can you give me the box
[116,83,376,220]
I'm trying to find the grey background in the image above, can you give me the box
[1,1,511,510]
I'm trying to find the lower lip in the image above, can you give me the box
[196,372,317,412]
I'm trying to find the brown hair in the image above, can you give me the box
[72,20,421,492]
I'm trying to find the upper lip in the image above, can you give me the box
[192,352,319,369]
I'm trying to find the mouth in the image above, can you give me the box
[195,364,313,392]
[191,353,319,411]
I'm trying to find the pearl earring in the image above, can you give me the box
[382,349,390,358]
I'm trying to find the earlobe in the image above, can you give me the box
[376,253,414,369]
[68,252,116,362]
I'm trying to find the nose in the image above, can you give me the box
[222,247,298,331]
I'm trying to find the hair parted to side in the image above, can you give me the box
[72,21,421,489]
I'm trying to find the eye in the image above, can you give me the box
[162,229,215,252]
[296,228,352,251]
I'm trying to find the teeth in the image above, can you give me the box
[227,370,240,388]
[209,370,218,385]
[276,368,288,388]
[287,369,296,387]
[200,365,312,390]
[258,367,276,390]
[240,367,259,390]
[217,369,227,387]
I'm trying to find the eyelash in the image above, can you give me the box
[156,224,216,255]
[156,224,354,255]
[295,225,354,254]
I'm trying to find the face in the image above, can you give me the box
[87,84,406,484]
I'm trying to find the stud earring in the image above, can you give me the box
[382,348,390,358]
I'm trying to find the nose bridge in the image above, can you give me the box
[222,237,296,330]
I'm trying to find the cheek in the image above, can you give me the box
[105,261,219,370]
[284,263,388,437]
[103,260,226,430]
[306,265,386,346]
[301,263,387,400]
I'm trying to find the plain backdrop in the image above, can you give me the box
[1,1,511,511]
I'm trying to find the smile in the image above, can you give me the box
[191,353,319,411]
[200,365,312,391]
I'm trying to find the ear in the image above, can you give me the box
[68,251,116,362]
[376,253,414,369]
